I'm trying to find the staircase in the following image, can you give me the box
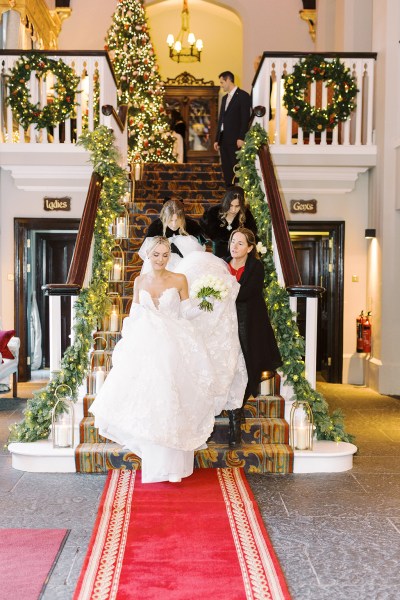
[74,162,294,474]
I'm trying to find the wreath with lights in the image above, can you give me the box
[6,53,80,131]
[283,55,358,133]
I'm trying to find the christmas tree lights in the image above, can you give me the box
[105,0,175,162]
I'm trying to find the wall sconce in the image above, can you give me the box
[365,229,376,239]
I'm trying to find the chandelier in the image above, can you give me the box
[166,0,203,63]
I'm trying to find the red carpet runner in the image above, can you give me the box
[74,469,291,600]
[0,528,69,600]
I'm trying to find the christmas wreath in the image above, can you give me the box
[283,55,358,133]
[6,53,80,131]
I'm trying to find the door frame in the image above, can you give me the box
[14,218,80,381]
[288,220,345,383]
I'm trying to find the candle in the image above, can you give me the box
[116,219,126,238]
[109,311,119,332]
[296,425,308,450]
[260,379,270,395]
[55,423,70,447]
[95,368,106,392]
[134,163,141,180]
[112,262,122,281]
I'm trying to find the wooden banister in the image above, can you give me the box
[258,143,302,287]
[102,104,128,133]
[43,171,103,295]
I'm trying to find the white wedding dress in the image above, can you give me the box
[139,235,248,414]
[90,288,216,483]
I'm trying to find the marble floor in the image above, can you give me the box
[1,380,400,599]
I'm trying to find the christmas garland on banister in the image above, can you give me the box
[8,126,126,444]
[237,124,353,443]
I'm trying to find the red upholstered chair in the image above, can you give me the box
[0,332,20,397]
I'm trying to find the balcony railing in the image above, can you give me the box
[0,50,125,155]
[252,52,377,151]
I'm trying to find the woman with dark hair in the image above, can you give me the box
[226,227,282,446]
[201,186,257,258]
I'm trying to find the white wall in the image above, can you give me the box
[281,171,369,384]
[58,0,313,90]
[0,169,87,330]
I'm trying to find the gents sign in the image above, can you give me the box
[290,199,317,214]
[44,197,71,212]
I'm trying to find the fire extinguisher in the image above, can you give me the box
[356,311,365,353]
[362,311,372,353]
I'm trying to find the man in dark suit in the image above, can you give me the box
[214,71,251,186]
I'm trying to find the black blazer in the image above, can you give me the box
[201,204,258,258]
[145,218,206,247]
[227,255,282,398]
[216,88,251,145]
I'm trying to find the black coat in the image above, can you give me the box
[227,255,282,399]
[145,218,206,256]
[201,204,258,258]
[215,88,251,145]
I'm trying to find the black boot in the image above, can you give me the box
[228,409,242,447]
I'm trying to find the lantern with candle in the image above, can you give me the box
[134,161,143,181]
[107,292,122,333]
[51,384,75,448]
[289,400,314,451]
[113,206,130,240]
[109,244,124,282]
[87,336,111,395]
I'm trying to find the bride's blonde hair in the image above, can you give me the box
[146,236,171,256]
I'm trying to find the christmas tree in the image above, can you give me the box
[105,0,175,162]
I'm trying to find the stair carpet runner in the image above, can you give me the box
[75,163,293,474]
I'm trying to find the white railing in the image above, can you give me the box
[252,52,376,149]
[0,51,126,160]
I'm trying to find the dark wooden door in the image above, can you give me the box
[15,218,80,382]
[35,232,76,368]
[289,222,344,383]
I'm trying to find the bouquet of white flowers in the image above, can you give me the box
[190,275,229,312]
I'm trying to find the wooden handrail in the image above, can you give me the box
[43,171,103,295]
[102,104,128,133]
[258,143,302,287]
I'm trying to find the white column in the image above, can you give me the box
[49,296,62,375]
[305,296,318,388]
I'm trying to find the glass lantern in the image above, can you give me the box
[133,161,143,181]
[109,244,124,282]
[107,292,122,333]
[290,400,314,451]
[259,370,276,396]
[113,207,130,240]
[87,337,110,396]
[51,384,75,448]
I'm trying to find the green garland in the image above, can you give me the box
[6,53,80,131]
[8,126,126,443]
[237,124,353,443]
[283,55,358,133]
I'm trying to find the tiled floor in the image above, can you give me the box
[1,380,400,599]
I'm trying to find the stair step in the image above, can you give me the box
[143,162,224,174]
[82,394,285,419]
[79,416,289,445]
[75,442,293,474]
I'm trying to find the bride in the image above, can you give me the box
[90,237,216,484]
[139,198,247,416]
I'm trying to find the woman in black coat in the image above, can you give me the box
[201,186,257,258]
[226,227,282,446]
[146,196,206,254]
